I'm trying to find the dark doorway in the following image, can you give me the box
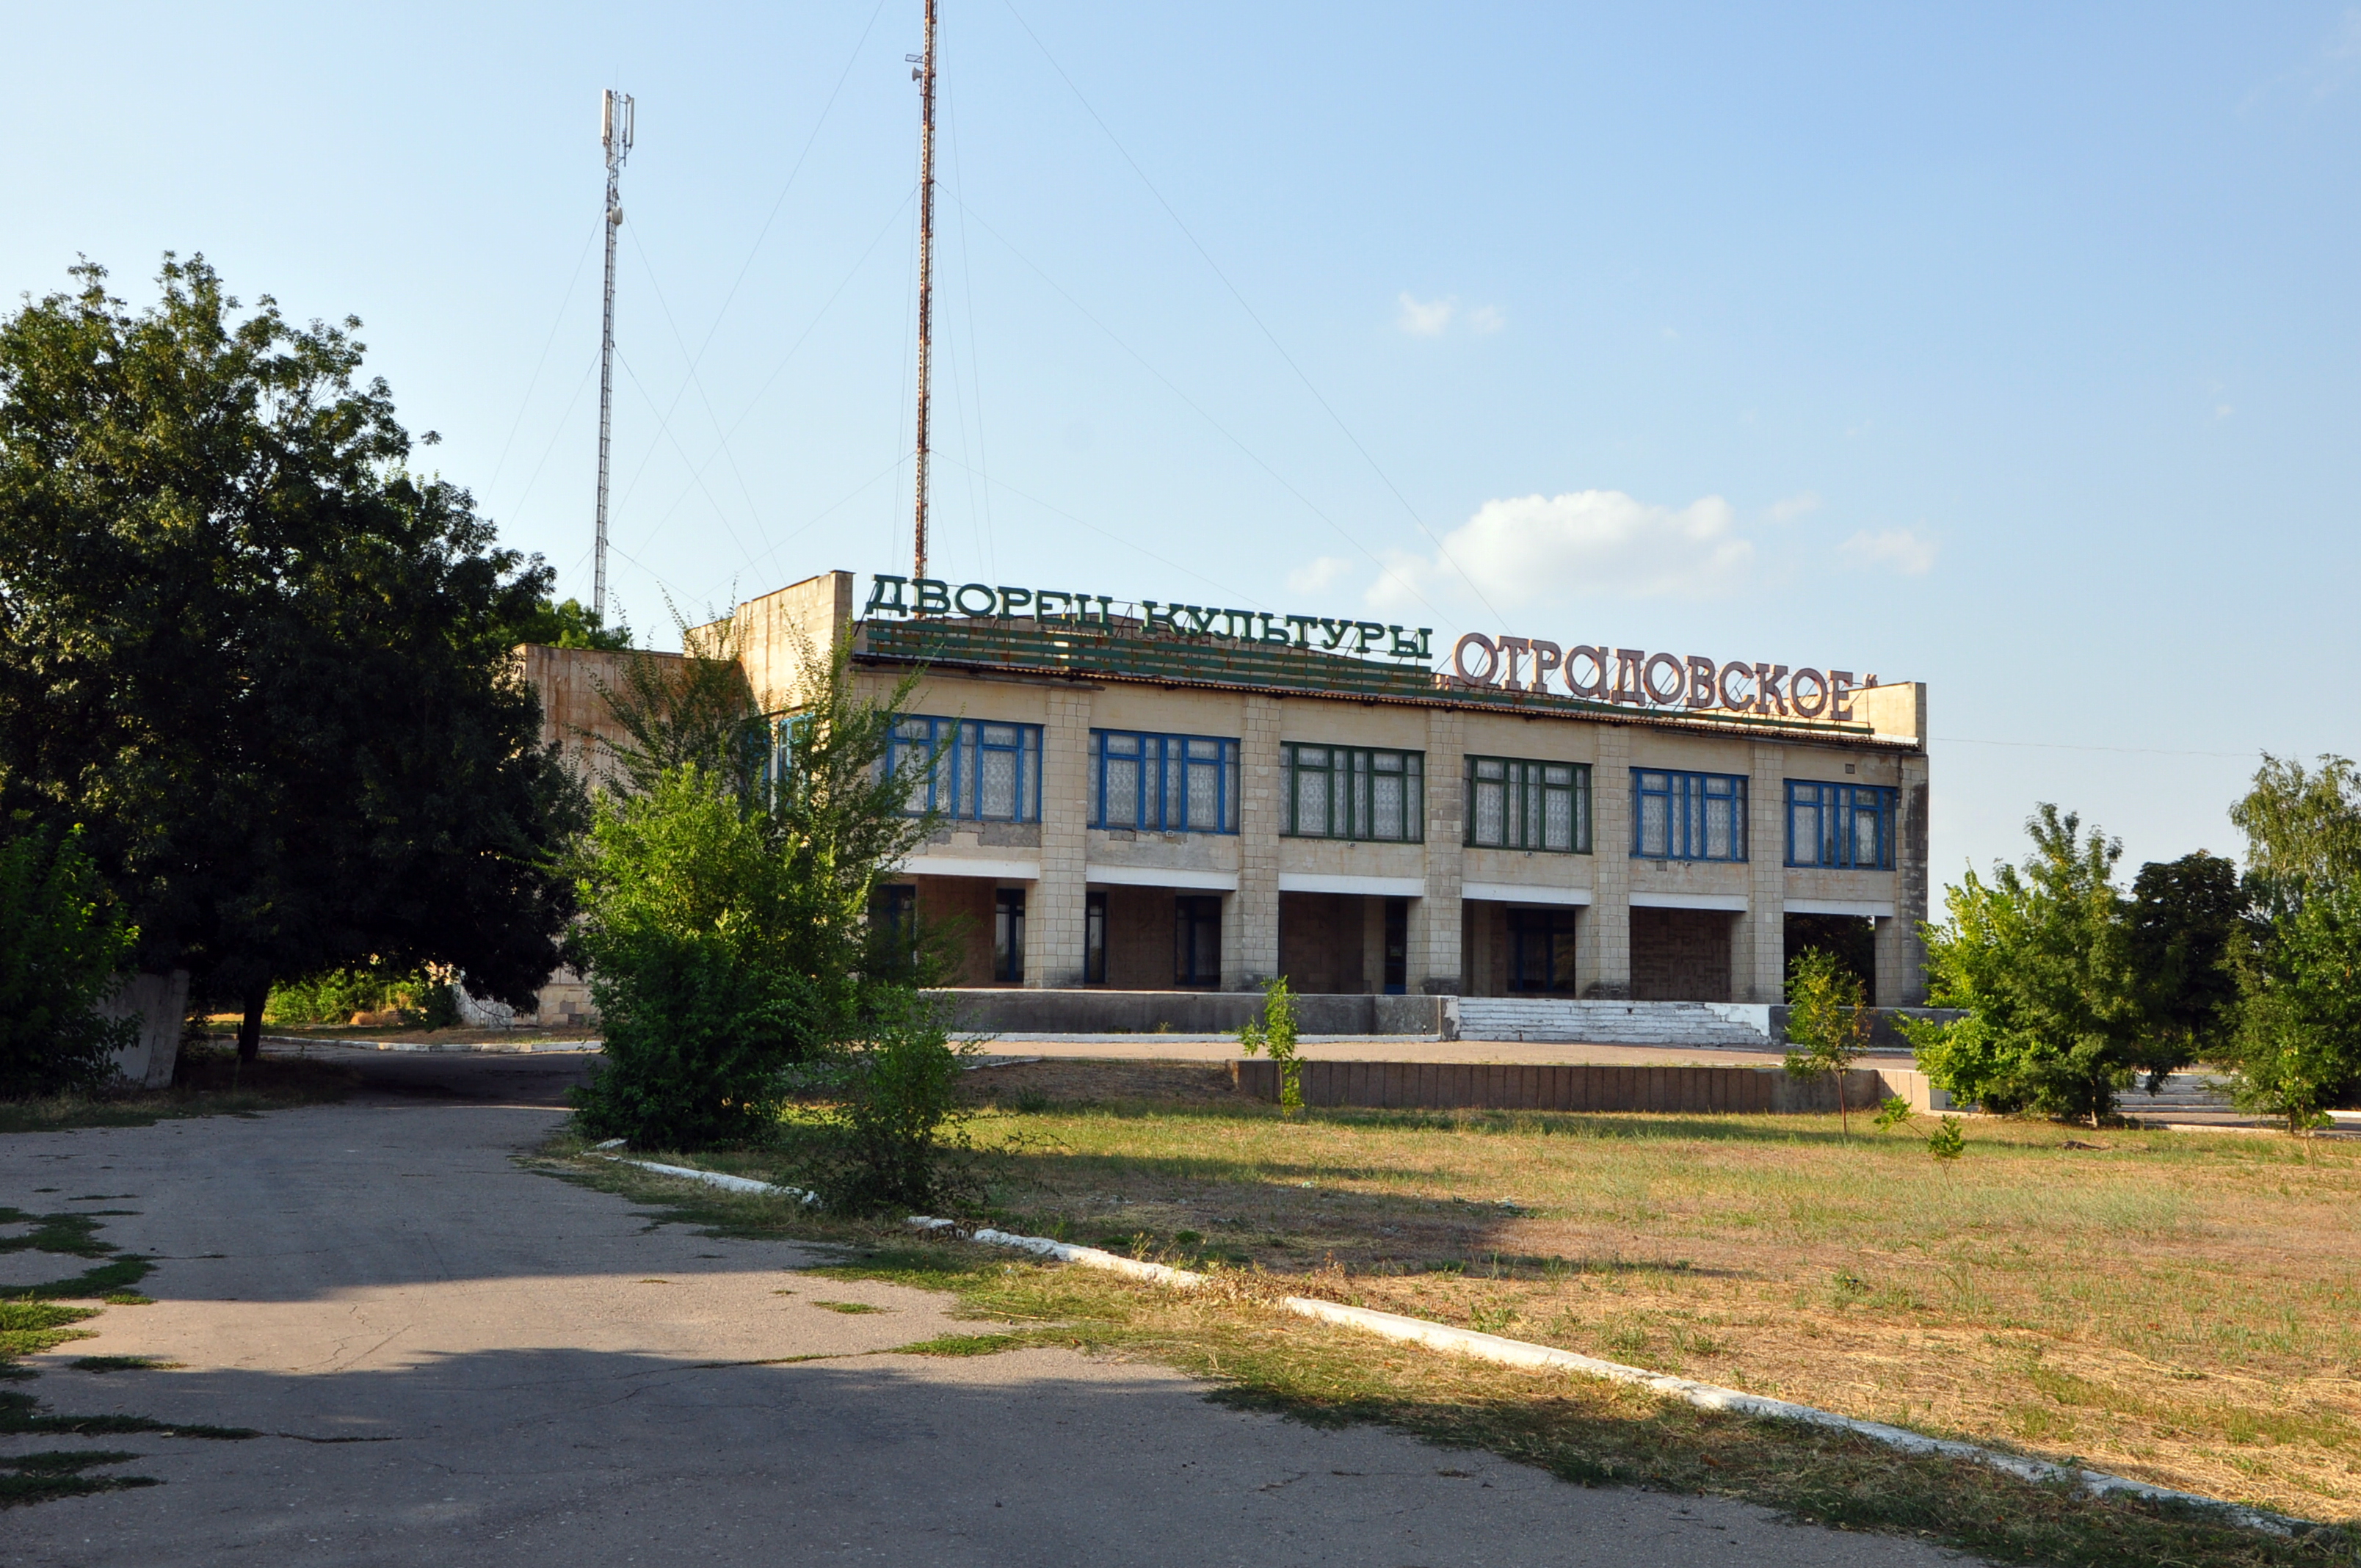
[1382,899,1409,994]
[993,888,1026,984]
[1175,896,1221,989]
[1084,890,1108,984]
[1784,913,1876,1006]
[1506,907,1579,992]
[870,884,918,981]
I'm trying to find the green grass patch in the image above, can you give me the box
[68,1356,178,1374]
[0,1302,100,1360]
[888,1333,1026,1357]
[0,1045,355,1135]
[0,1449,157,1509]
[812,1300,885,1315]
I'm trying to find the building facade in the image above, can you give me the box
[533,569,1931,1009]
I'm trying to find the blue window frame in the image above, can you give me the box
[1089,730,1239,833]
[1785,781,1896,869]
[885,715,1042,821]
[1631,769,1747,862]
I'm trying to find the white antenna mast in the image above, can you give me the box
[595,87,634,624]
[908,1,937,582]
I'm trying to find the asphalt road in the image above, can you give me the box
[1,1052,1973,1567]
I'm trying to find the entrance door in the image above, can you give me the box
[1382,898,1408,995]
[1175,896,1221,989]
[993,888,1026,984]
[1507,907,1579,992]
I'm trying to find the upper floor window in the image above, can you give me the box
[1786,780,1895,870]
[1631,769,1747,862]
[885,715,1042,821]
[1283,744,1424,842]
[1466,757,1591,854]
[1089,730,1239,833]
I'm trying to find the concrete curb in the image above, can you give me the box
[904,1216,2308,1537]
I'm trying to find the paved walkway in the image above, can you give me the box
[2,1053,1969,1566]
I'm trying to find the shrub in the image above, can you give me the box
[1239,976,1304,1117]
[0,821,137,1097]
[795,990,973,1212]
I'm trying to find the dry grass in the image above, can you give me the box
[950,1059,2361,1524]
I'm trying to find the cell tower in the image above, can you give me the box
[910,1,937,581]
[595,88,634,623]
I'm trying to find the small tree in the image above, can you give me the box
[0,822,137,1097]
[1904,805,2144,1125]
[1784,948,1872,1137]
[797,989,973,1211]
[1238,976,1304,1117]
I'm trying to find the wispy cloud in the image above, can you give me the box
[1286,555,1355,595]
[1766,491,1822,524]
[1369,490,1755,610]
[1396,293,1505,338]
[1839,527,1939,576]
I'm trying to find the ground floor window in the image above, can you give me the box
[993,888,1026,983]
[1506,907,1579,993]
[1383,898,1408,994]
[1175,896,1221,988]
[871,884,918,979]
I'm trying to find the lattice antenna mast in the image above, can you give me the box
[595,87,635,623]
[908,1,938,581]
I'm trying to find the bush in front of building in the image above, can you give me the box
[788,989,975,1211]
[0,821,138,1098]
[1904,805,2146,1125]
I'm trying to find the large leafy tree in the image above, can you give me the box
[2125,851,2246,1088]
[0,255,582,1056]
[1905,805,2146,1124]
[2224,754,2361,1128]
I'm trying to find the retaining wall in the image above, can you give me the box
[1233,1058,1952,1114]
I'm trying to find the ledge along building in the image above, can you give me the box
[522,569,1929,1025]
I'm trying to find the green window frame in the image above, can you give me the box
[1465,757,1591,853]
[1281,744,1424,842]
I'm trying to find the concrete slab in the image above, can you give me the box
[1,1053,1973,1566]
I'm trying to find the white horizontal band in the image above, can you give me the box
[1783,897,1896,918]
[1458,881,1593,907]
[1276,871,1426,898]
[1085,864,1239,892]
[1628,890,1749,912]
[893,855,1040,882]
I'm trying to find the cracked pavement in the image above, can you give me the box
[1,1051,1976,1565]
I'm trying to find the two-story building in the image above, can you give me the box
[523,568,1929,1012]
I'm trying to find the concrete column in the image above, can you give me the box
[1026,689,1091,987]
[1230,694,1283,987]
[1737,741,1788,1003]
[1414,708,1465,992]
[1876,751,1932,1006]
[1581,726,1632,997]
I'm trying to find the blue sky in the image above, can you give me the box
[7,3,2357,885]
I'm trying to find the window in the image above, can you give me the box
[993,888,1026,983]
[1466,757,1591,853]
[1785,781,1896,870]
[1089,731,1239,833]
[869,884,918,980]
[1282,744,1424,842]
[1175,896,1221,988]
[1631,769,1748,862]
[1506,907,1580,993]
[885,715,1042,821]
[1382,898,1408,995]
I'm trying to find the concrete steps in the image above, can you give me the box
[1455,998,1774,1048]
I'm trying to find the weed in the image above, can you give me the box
[66,1357,176,1374]
[813,1300,885,1315]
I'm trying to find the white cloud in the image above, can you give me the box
[1286,554,1355,594]
[1397,293,1454,336]
[1368,490,1755,611]
[1839,527,1938,576]
[1766,490,1822,524]
[1396,293,1504,337]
